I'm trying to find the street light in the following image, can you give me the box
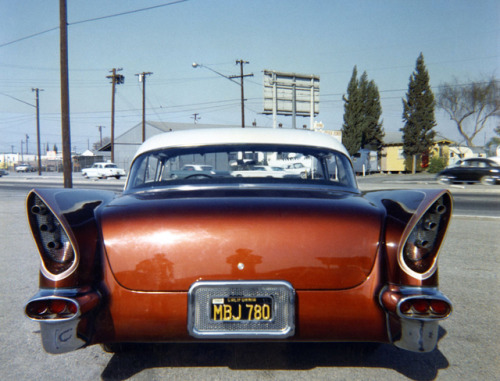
[192,61,253,127]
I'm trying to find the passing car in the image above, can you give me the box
[15,163,34,172]
[0,169,9,177]
[24,128,452,354]
[437,158,500,185]
[81,162,126,179]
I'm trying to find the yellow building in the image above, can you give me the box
[380,132,405,173]
[380,132,455,173]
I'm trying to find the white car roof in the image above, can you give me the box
[134,128,349,160]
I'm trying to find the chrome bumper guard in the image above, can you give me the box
[25,288,100,354]
[380,285,452,353]
[188,280,295,339]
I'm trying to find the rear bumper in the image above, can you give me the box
[379,285,452,352]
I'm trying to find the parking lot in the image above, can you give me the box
[0,174,499,380]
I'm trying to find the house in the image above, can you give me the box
[380,132,455,173]
[380,132,406,173]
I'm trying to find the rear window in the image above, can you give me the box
[125,144,357,192]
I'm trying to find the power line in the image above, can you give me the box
[69,0,188,26]
[0,92,35,107]
[0,0,188,48]
[0,27,59,48]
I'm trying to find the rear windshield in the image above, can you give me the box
[125,144,357,193]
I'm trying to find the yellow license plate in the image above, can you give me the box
[211,297,273,321]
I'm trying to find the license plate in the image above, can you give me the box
[188,280,295,339]
[211,297,273,321]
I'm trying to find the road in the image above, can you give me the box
[0,173,499,380]
[2,171,499,217]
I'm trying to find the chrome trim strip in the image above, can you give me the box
[132,182,360,196]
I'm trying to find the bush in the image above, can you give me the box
[427,156,448,173]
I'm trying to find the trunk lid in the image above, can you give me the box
[100,190,383,291]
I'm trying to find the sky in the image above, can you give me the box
[0,0,499,155]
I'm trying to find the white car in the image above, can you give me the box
[283,162,308,178]
[15,163,35,173]
[82,162,126,179]
[231,165,290,178]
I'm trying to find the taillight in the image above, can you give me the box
[26,298,79,320]
[401,194,451,277]
[29,195,75,276]
[398,297,451,318]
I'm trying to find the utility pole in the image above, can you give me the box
[21,140,24,162]
[135,72,153,142]
[60,0,72,187]
[25,134,29,155]
[193,60,253,128]
[191,113,201,124]
[107,68,124,162]
[32,88,43,175]
[229,60,253,127]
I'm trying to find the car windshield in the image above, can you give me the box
[125,144,357,193]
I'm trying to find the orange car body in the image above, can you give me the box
[25,128,452,354]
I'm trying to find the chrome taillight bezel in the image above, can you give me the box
[28,193,79,281]
[398,193,452,280]
[25,295,80,321]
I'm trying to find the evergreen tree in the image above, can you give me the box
[359,72,384,153]
[342,66,363,155]
[401,53,436,172]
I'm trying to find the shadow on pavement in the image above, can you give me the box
[101,328,449,381]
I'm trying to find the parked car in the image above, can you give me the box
[169,164,230,179]
[283,162,308,178]
[231,165,291,178]
[25,128,452,354]
[15,163,34,172]
[81,162,126,179]
[0,169,9,177]
[437,158,500,185]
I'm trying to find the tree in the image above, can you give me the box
[437,77,499,147]
[401,53,436,173]
[485,125,500,155]
[359,72,384,153]
[342,66,363,155]
[342,67,384,156]
[93,137,111,151]
[53,144,58,154]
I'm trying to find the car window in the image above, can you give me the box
[126,144,357,192]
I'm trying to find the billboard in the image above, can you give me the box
[263,70,320,118]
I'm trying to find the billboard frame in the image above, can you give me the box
[263,70,320,129]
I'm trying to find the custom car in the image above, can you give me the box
[25,128,452,354]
